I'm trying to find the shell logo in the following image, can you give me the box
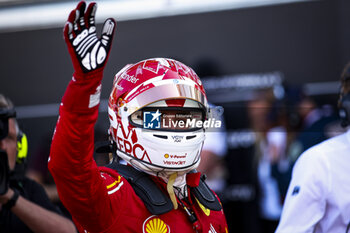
[143,215,170,233]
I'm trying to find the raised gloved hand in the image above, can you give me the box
[64,1,116,74]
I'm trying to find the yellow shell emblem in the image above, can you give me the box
[143,216,169,233]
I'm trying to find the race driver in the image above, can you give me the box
[48,1,228,233]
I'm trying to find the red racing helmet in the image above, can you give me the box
[108,58,208,176]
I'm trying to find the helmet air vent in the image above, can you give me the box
[153,134,168,139]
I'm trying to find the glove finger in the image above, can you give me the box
[63,22,74,42]
[72,9,80,35]
[64,9,76,41]
[76,1,86,30]
[85,2,97,29]
[100,18,116,49]
[66,8,76,24]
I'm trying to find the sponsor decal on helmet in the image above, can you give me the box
[117,122,152,163]
[121,72,139,83]
[171,135,183,142]
[163,160,186,166]
[143,215,170,233]
[165,153,187,159]
[163,152,187,166]
[125,83,155,102]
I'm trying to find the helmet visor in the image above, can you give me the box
[129,107,205,132]
[124,80,207,115]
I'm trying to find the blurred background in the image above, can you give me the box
[1,0,350,232]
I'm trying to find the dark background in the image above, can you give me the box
[1,0,350,107]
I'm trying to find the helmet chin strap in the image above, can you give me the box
[167,172,178,210]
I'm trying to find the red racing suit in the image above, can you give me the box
[48,70,228,233]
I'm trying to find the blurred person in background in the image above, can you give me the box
[287,93,340,163]
[26,132,73,219]
[275,62,350,233]
[27,133,59,202]
[48,1,228,232]
[248,90,286,233]
[26,127,110,215]
[0,94,76,233]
